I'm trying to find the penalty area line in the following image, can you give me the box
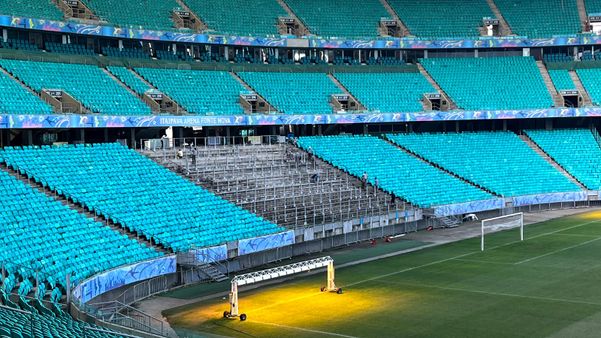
[250,321,359,338]
[515,235,601,265]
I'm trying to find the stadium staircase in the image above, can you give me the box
[275,0,311,35]
[196,264,228,282]
[569,70,593,106]
[101,68,157,112]
[0,163,172,255]
[416,63,458,110]
[379,0,410,36]
[518,133,587,189]
[144,142,402,229]
[485,0,513,35]
[326,74,367,110]
[174,0,207,31]
[383,137,500,197]
[536,61,563,107]
[577,0,589,32]
[52,0,99,22]
[229,72,278,113]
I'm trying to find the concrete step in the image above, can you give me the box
[379,0,410,36]
[536,61,563,107]
[519,134,586,190]
[485,0,513,35]
[569,70,593,106]
[416,63,458,110]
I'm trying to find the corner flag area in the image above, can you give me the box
[164,211,601,338]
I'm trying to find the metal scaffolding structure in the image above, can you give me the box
[142,136,411,230]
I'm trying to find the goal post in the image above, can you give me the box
[481,212,524,251]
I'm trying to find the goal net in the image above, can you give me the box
[481,212,524,251]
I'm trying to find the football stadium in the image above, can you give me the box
[3,0,601,337]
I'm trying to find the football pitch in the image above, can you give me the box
[165,210,601,338]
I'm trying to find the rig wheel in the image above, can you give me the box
[240,314,247,321]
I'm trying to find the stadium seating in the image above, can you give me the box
[586,0,601,15]
[420,56,554,110]
[526,129,601,190]
[0,39,40,51]
[0,71,54,115]
[283,0,389,38]
[45,42,95,56]
[544,53,573,63]
[107,66,151,95]
[136,68,245,115]
[1,143,284,253]
[296,135,494,208]
[334,72,434,112]
[184,0,287,36]
[388,0,493,37]
[548,70,576,91]
[81,0,178,31]
[494,0,581,37]
[0,59,151,115]
[576,68,601,106]
[102,46,150,59]
[386,132,580,197]
[0,0,63,21]
[0,165,161,292]
[238,72,340,114]
[0,305,123,338]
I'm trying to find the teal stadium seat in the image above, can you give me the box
[548,70,576,91]
[81,0,179,31]
[0,166,161,293]
[526,129,601,190]
[0,306,125,338]
[334,72,434,112]
[388,0,493,37]
[184,0,287,36]
[0,143,284,253]
[576,68,601,106]
[297,135,494,208]
[107,66,151,95]
[0,72,53,115]
[386,132,580,197]
[420,56,554,110]
[136,68,245,115]
[45,42,95,56]
[586,0,601,14]
[494,0,581,37]
[0,0,63,20]
[238,72,340,114]
[283,0,389,38]
[0,59,151,115]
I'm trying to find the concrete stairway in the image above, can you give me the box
[576,0,589,33]
[174,0,208,31]
[485,0,513,36]
[384,138,499,197]
[275,0,311,35]
[569,70,593,106]
[416,63,458,110]
[197,264,228,282]
[536,61,563,107]
[327,73,366,110]
[380,0,410,36]
[518,134,586,189]
[0,164,171,254]
[229,72,278,113]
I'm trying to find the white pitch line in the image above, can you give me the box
[345,219,601,288]
[373,279,601,308]
[251,321,359,338]
[515,235,601,265]
[452,258,514,265]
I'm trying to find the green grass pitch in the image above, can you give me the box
[164,211,601,338]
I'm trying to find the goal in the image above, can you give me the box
[481,212,524,251]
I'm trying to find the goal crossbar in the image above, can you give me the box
[481,212,524,251]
